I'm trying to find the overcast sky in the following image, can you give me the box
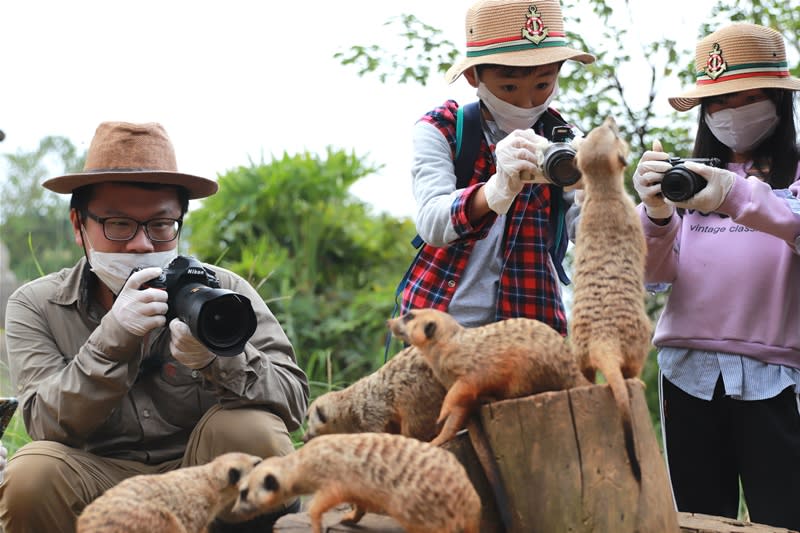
[2,0,717,219]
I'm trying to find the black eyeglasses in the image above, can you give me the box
[82,210,183,242]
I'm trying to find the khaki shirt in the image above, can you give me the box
[4,258,309,464]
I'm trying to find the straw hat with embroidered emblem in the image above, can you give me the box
[445,0,595,84]
[43,121,218,199]
[669,22,800,112]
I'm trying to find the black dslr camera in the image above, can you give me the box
[138,255,257,357]
[660,157,722,202]
[541,125,581,187]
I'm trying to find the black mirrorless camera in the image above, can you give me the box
[660,157,722,202]
[540,125,581,187]
[137,255,257,357]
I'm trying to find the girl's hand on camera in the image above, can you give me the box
[632,140,674,220]
[666,162,736,213]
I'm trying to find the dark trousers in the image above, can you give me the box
[661,375,800,530]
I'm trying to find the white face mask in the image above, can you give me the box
[476,81,558,134]
[82,227,178,295]
[704,99,780,154]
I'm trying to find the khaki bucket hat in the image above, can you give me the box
[445,0,595,84]
[43,121,218,199]
[669,22,800,112]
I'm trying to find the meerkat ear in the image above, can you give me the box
[424,321,437,339]
[402,311,416,323]
[228,467,243,486]
[315,405,327,424]
[263,473,280,492]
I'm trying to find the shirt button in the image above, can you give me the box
[447,280,456,288]
[142,409,151,418]
[191,370,200,378]
[220,371,228,378]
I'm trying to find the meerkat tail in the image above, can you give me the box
[589,339,642,482]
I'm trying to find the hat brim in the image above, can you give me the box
[445,47,595,84]
[669,76,800,111]
[42,170,218,199]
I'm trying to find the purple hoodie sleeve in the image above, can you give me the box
[718,174,800,247]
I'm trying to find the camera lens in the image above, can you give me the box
[543,145,581,187]
[197,293,257,353]
[171,284,257,357]
[661,166,707,202]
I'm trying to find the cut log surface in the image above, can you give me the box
[273,510,799,532]
[678,512,800,533]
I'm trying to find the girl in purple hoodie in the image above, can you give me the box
[632,23,800,530]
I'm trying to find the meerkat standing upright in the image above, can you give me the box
[570,116,652,482]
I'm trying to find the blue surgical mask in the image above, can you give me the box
[476,81,558,134]
[704,99,779,153]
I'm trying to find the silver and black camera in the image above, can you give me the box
[660,157,722,202]
[137,255,257,357]
[539,126,581,187]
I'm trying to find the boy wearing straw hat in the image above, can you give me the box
[0,122,309,532]
[401,0,594,333]
[632,23,800,529]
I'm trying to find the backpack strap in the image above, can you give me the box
[454,101,483,189]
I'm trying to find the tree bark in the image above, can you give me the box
[468,379,680,533]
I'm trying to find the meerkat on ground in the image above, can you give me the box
[76,452,263,533]
[303,345,446,443]
[232,432,480,533]
[570,116,653,482]
[387,308,590,446]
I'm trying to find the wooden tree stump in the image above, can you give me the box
[464,379,679,533]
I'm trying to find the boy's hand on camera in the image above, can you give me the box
[484,129,549,214]
[169,318,217,369]
[665,162,735,213]
[632,140,674,220]
[111,267,168,336]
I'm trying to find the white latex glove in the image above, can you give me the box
[632,140,675,220]
[111,267,169,336]
[483,129,550,214]
[169,318,217,369]
[665,161,736,213]
[0,445,7,484]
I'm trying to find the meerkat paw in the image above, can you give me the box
[340,504,366,525]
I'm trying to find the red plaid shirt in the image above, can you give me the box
[401,100,568,335]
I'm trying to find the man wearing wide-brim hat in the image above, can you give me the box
[0,121,309,532]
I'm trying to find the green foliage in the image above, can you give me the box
[186,148,417,387]
[1,136,85,280]
[333,15,459,86]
